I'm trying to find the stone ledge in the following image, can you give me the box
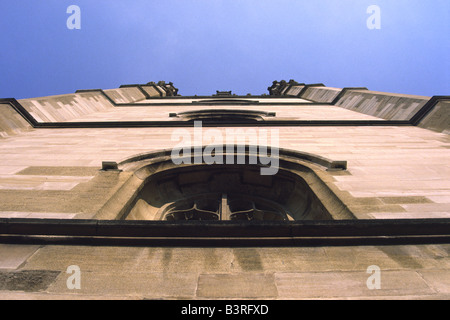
[0,219,449,247]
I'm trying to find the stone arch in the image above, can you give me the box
[95,146,354,221]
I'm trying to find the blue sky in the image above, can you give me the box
[0,0,448,98]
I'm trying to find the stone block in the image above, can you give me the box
[196,273,277,299]
[0,245,41,270]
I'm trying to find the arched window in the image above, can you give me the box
[169,109,276,122]
[96,147,354,222]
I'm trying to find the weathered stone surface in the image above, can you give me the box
[418,101,450,133]
[18,91,113,122]
[0,104,33,139]
[196,274,278,299]
[0,83,448,300]
[418,270,450,294]
[47,271,198,299]
[103,88,146,104]
[300,86,342,103]
[0,171,130,217]
[0,245,41,270]
[17,166,99,177]
[0,123,447,220]
[335,89,430,121]
[275,270,434,299]
[3,244,446,299]
[0,270,60,292]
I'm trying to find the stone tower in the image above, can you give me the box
[0,81,449,299]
